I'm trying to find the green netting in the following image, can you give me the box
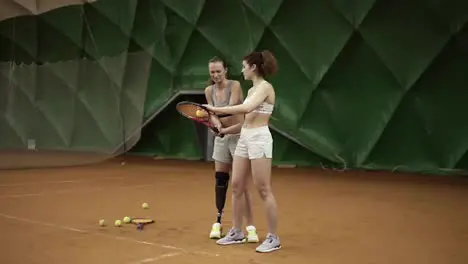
[1,0,467,174]
[129,98,204,160]
[0,52,150,168]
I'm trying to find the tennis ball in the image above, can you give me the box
[123,216,131,223]
[195,109,205,117]
[99,219,105,226]
[114,220,122,227]
[142,202,149,209]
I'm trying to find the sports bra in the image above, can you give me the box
[252,101,274,114]
[211,81,233,107]
[243,81,274,114]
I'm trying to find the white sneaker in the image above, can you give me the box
[216,227,246,245]
[256,233,281,253]
[246,225,259,243]
[209,222,222,239]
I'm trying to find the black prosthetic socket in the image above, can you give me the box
[215,171,230,223]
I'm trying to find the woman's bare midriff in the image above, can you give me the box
[242,112,271,128]
[219,115,240,128]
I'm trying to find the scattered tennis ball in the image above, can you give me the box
[114,220,122,227]
[123,216,131,223]
[99,219,105,226]
[142,202,149,209]
[195,109,206,117]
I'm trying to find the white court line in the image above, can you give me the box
[0,213,88,233]
[0,213,221,258]
[0,184,155,199]
[130,252,182,264]
[2,193,45,198]
[0,177,125,187]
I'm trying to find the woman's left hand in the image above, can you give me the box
[218,127,228,135]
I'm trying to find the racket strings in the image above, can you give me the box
[175,101,224,137]
[177,104,209,120]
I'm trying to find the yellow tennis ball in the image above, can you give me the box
[114,220,122,227]
[142,202,149,209]
[123,216,131,223]
[195,109,205,117]
[99,219,105,226]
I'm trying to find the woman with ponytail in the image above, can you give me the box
[204,51,281,253]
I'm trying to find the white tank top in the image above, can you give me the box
[243,80,274,114]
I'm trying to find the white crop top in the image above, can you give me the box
[243,81,274,114]
[252,101,274,114]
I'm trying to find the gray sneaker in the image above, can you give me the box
[255,233,281,253]
[216,227,246,245]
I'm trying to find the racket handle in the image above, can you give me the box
[211,127,224,138]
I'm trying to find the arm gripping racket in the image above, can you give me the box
[176,101,231,137]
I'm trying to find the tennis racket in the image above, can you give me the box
[131,218,154,230]
[176,101,231,137]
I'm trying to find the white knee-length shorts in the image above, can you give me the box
[212,134,240,164]
[234,126,273,159]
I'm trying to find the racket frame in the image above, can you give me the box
[130,218,154,225]
[176,101,231,137]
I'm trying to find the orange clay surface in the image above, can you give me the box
[0,157,467,264]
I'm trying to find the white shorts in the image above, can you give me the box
[212,134,240,164]
[234,126,273,160]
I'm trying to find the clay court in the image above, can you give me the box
[0,157,467,264]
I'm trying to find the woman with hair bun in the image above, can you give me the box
[203,50,281,253]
